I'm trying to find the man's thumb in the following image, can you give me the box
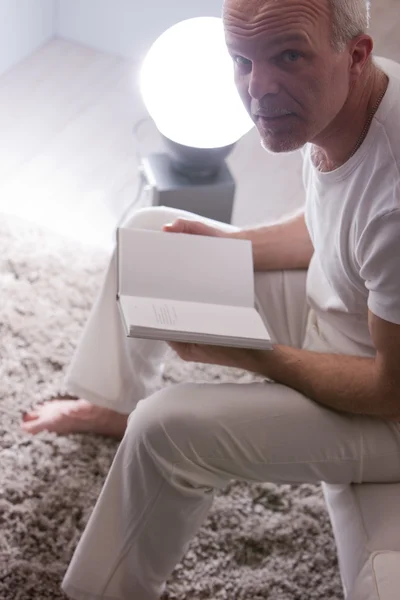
[163,219,202,234]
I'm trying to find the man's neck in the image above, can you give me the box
[311,63,388,173]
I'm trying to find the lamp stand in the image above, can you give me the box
[140,153,236,224]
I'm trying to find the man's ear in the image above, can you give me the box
[349,34,374,77]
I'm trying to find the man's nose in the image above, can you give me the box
[248,64,280,100]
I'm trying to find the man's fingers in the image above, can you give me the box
[169,341,197,361]
[163,219,187,233]
[163,219,221,237]
[168,341,189,356]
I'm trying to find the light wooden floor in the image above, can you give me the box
[0,2,399,249]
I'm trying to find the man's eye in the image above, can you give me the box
[233,55,252,68]
[281,50,302,63]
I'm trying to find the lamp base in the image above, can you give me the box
[140,153,235,224]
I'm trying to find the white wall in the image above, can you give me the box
[56,0,223,64]
[0,0,55,77]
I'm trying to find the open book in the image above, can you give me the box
[116,227,272,350]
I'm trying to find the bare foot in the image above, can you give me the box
[21,398,128,439]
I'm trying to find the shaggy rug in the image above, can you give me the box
[0,213,343,600]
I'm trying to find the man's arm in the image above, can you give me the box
[171,310,400,420]
[232,211,314,271]
[163,209,313,271]
[253,310,400,421]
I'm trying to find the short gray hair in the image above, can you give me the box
[329,0,371,50]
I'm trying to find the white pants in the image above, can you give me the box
[62,207,400,600]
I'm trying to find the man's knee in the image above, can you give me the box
[127,383,198,457]
[126,383,215,480]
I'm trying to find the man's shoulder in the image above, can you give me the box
[375,56,400,79]
[368,58,400,173]
[374,56,400,130]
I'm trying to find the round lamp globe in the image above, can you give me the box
[139,16,253,150]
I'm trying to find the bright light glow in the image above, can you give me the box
[140,17,253,149]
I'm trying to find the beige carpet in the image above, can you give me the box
[0,213,343,600]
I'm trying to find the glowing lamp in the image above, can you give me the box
[137,16,253,223]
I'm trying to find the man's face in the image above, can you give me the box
[223,0,352,153]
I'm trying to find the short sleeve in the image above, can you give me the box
[357,209,400,324]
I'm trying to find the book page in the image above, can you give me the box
[117,228,254,308]
[119,295,270,342]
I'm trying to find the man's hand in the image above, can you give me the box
[168,341,264,372]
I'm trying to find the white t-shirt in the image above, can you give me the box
[303,57,400,357]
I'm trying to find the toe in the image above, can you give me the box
[21,417,47,435]
[22,411,39,422]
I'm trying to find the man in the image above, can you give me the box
[26,0,400,598]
